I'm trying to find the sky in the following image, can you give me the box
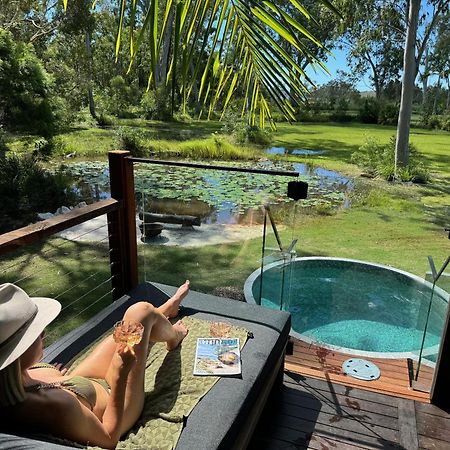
[304,2,441,93]
[305,47,375,92]
[307,49,373,92]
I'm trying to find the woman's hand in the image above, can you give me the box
[114,344,137,373]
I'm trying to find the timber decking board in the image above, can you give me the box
[250,372,450,450]
[285,336,433,402]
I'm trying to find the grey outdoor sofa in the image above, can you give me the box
[0,282,291,450]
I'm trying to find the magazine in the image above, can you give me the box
[193,338,241,376]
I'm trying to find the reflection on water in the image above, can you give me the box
[61,160,353,225]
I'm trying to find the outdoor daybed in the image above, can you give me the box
[0,282,291,450]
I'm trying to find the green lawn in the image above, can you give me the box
[274,122,450,177]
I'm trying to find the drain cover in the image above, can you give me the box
[342,359,380,381]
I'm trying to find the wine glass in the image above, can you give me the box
[113,320,144,349]
[210,321,232,338]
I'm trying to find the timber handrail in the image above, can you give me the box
[129,157,300,177]
[0,198,121,256]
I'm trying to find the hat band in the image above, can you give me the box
[0,305,38,351]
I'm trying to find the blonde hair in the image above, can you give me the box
[0,359,25,407]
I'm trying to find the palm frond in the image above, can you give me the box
[63,0,339,125]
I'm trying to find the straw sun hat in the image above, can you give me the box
[0,283,61,371]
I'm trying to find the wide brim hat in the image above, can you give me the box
[0,283,61,371]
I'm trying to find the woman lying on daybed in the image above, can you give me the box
[0,281,189,449]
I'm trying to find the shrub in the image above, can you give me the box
[116,127,147,157]
[378,102,398,125]
[96,113,114,128]
[0,29,59,136]
[173,110,193,123]
[0,153,79,232]
[351,136,429,183]
[358,98,379,124]
[33,138,54,160]
[440,115,450,131]
[233,124,273,146]
[423,114,441,129]
[140,87,172,121]
[329,97,353,122]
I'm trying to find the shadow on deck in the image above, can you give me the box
[249,371,450,450]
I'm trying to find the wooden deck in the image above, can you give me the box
[249,371,450,450]
[285,337,434,402]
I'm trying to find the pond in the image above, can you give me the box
[61,160,353,225]
[266,146,327,156]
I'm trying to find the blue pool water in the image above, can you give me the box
[247,258,449,357]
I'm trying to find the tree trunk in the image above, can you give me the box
[447,78,450,110]
[395,0,420,171]
[85,30,96,119]
[157,7,174,86]
[422,46,429,104]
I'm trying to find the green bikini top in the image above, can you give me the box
[26,363,110,410]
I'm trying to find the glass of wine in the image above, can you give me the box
[210,321,232,338]
[113,320,144,348]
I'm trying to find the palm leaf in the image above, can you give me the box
[62,0,339,126]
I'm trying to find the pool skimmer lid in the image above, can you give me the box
[342,359,380,381]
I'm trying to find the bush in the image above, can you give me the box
[233,124,273,146]
[351,136,429,183]
[358,98,379,124]
[140,87,172,121]
[378,102,398,125]
[0,153,79,232]
[0,29,59,136]
[96,113,114,128]
[116,127,147,157]
[421,114,441,129]
[440,115,450,131]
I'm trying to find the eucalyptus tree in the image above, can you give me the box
[336,0,405,99]
[62,0,340,127]
[0,1,60,54]
[395,0,449,170]
[429,11,450,109]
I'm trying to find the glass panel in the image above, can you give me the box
[258,204,298,311]
[135,161,297,305]
[413,256,450,390]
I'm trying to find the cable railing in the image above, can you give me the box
[0,197,124,344]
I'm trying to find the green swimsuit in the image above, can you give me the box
[26,363,110,410]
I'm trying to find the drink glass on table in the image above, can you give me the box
[113,320,144,352]
[209,321,232,338]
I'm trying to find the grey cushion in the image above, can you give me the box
[0,282,290,450]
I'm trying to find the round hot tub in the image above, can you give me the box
[244,257,449,360]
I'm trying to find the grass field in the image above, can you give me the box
[1,120,449,341]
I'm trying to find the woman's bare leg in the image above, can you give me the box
[70,284,189,380]
[111,302,188,433]
[157,280,190,319]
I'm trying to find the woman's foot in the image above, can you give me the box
[160,280,190,319]
[167,320,189,351]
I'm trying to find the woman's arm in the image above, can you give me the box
[101,344,136,442]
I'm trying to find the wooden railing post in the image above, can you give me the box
[108,151,138,299]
